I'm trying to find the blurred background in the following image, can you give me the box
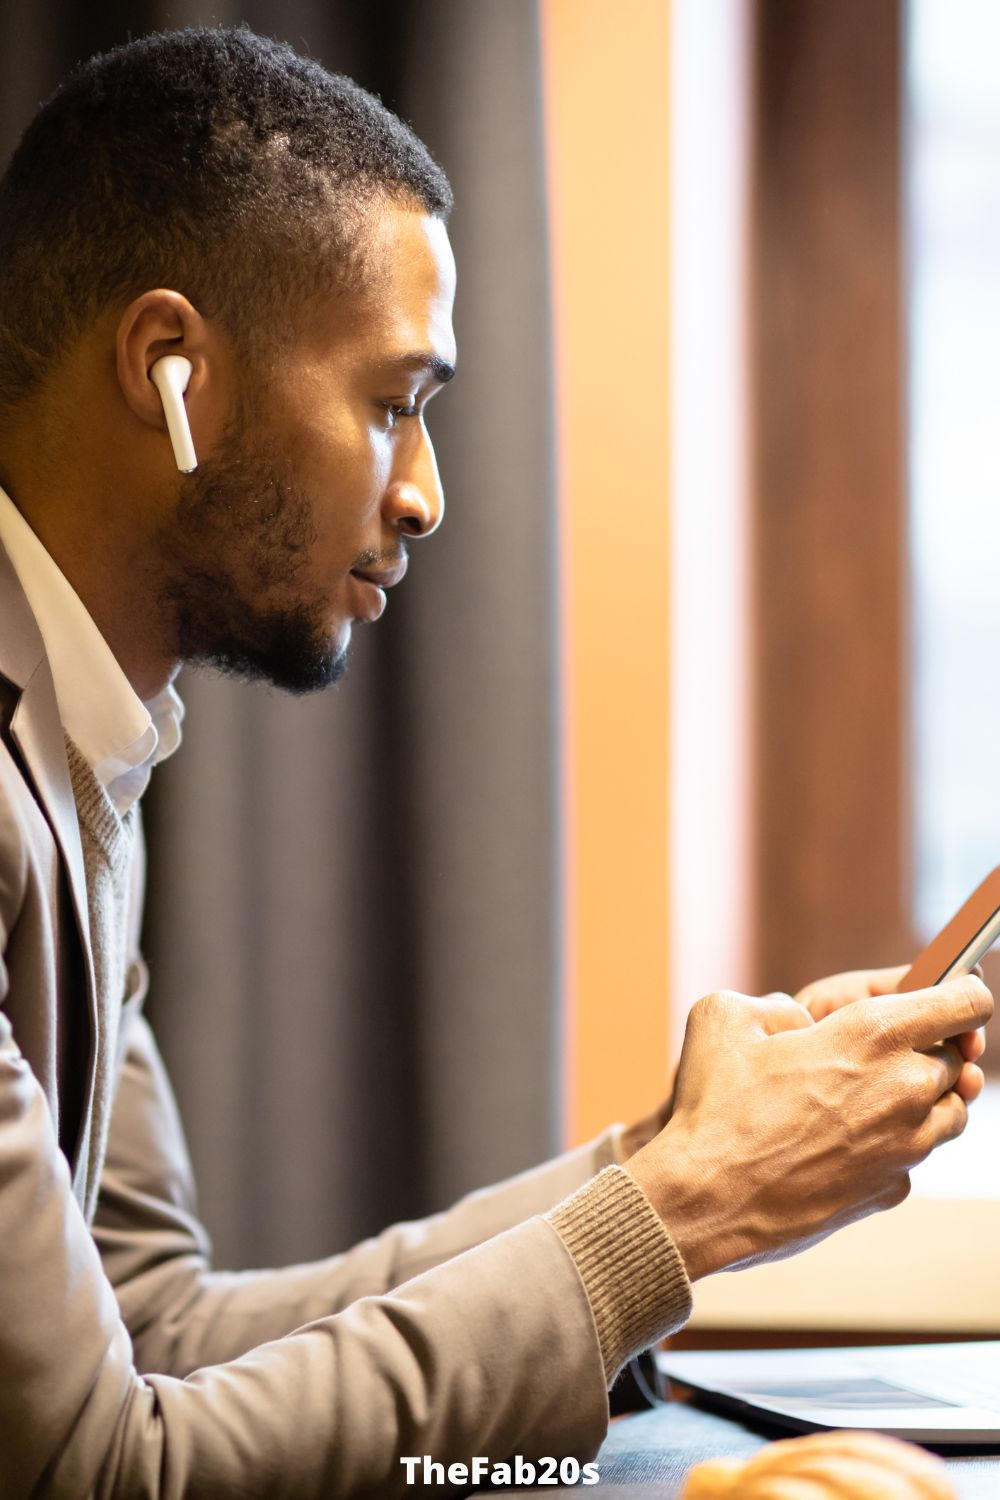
[0,0,997,1318]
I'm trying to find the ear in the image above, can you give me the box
[115,289,212,444]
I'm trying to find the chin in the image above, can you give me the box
[330,614,353,652]
[187,611,352,696]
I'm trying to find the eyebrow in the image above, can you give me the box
[383,352,457,385]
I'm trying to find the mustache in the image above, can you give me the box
[351,540,409,573]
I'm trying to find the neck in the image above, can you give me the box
[0,440,179,701]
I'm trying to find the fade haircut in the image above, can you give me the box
[0,25,453,411]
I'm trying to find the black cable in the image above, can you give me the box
[628,1352,667,1408]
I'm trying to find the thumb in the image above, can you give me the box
[868,964,911,996]
[683,990,815,1046]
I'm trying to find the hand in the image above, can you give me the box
[796,965,987,1103]
[625,975,993,1283]
[620,1096,674,1160]
[619,958,987,1158]
[795,965,910,1018]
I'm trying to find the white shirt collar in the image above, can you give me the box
[0,485,184,815]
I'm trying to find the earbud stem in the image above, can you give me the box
[150,354,198,473]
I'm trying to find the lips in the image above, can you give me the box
[352,557,408,590]
[347,557,408,623]
[347,573,387,622]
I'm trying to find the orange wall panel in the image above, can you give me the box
[541,0,671,1144]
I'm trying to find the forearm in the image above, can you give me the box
[0,1021,648,1499]
[96,1028,625,1376]
[54,1222,615,1500]
[99,1179,690,1500]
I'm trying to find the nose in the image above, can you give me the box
[383,423,445,539]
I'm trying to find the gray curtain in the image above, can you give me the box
[0,0,562,1268]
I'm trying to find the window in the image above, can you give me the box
[684,0,1000,1342]
[908,0,1000,936]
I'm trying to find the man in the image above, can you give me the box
[0,25,990,1499]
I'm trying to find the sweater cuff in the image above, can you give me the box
[545,1165,692,1385]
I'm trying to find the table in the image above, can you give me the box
[494,1401,1000,1497]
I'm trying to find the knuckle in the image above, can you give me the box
[948,1095,970,1140]
[885,1174,912,1209]
[690,992,721,1023]
[915,1044,959,1093]
[901,1055,929,1090]
[688,991,736,1031]
[761,991,806,1025]
[910,1095,967,1162]
[954,973,994,1025]
[898,1065,933,1120]
[941,1040,964,1081]
[943,1036,963,1065]
[853,1001,898,1053]
[904,1125,932,1166]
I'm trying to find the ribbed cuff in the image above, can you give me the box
[546,1165,692,1384]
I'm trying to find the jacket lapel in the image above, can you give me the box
[11,669,95,985]
[0,540,98,1180]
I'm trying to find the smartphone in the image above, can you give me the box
[897,865,1000,991]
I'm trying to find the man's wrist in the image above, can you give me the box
[623,1139,732,1284]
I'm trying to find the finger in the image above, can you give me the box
[798,982,853,1021]
[800,988,837,1021]
[867,976,993,1052]
[795,970,868,1016]
[687,989,815,1043]
[919,1040,964,1099]
[864,965,911,997]
[956,1027,986,1063]
[752,992,815,1036]
[799,965,911,1019]
[956,1062,985,1104]
[914,1088,968,1160]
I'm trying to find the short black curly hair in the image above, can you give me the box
[0,25,453,410]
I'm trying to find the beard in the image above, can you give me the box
[156,410,350,695]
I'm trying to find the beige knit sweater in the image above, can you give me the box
[64,736,136,1224]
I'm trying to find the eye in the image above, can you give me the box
[382,402,420,429]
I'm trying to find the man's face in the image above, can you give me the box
[159,204,457,693]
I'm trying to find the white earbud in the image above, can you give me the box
[150,354,198,473]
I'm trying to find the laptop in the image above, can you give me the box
[657,1341,1000,1443]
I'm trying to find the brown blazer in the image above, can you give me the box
[0,541,617,1498]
